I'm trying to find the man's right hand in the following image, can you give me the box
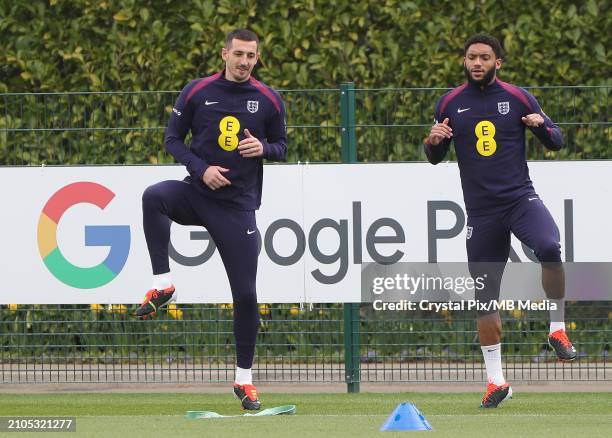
[203,166,231,190]
[427,118,452,146]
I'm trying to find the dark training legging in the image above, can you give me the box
[142,180,259,368]
[467,195,562,315]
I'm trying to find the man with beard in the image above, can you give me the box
[424,33,576,408]
[136,29,287,410]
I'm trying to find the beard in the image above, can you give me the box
[464,65,496,86]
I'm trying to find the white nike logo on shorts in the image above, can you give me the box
[247,229,256,235]
[205,100,219,105]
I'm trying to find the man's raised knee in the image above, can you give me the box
[535,239,561,263]
[142,184,163,207]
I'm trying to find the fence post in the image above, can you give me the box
[340,82,360,393]
[340,82,357,163]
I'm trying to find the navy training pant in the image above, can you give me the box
[467,195,562,315]
[142,180,259,369]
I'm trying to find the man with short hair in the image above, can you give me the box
[425,33,576,408]
[136,29,287,410]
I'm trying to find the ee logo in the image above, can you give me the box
[218,116,240,151]
[475,120,497,156]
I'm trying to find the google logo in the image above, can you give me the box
[37,182,131,289]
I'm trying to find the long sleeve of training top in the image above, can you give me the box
[165,78,212,181]
[424,78,563,216]
[522,91,564,151]
[165,71,287,210]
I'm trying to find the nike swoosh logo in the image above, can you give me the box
[205,100,219,105]
[457,107,470,113]
[528,197,539,201]
[247,229,256,235]
[487,349,499,353]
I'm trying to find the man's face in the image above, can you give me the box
[463,43,501,86]
[222,39,259,83]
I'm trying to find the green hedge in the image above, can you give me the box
[1,0,609,92]
[0,1,609,165]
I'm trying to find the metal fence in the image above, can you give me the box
[1,85,610,387]
[1,85,609,165]
[1,304,608,385]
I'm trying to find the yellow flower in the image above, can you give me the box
[259,304,270,316]
[568,321,577,330]
[289,305,299,316]
[108,304,127,314]
[8,304,18,311]
[512,309,523,319]
[168,303,183,319]
[90,304,104,312]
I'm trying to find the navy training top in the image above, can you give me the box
[165,71,287,210]
[424,79,563,216]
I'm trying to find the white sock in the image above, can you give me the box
[549,298,565,334]
[481,343,505,385]
[549,321,566,334]
[234,367,252,385]
[152,273,172,291]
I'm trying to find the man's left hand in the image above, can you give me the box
[521,113,545,127]
[238,129,264,157]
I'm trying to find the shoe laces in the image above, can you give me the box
[550,330,572,348]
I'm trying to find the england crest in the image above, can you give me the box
[497,101,510,115]
[247,100,259,113]
[466,226,473,240]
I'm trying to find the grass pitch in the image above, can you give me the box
[0,392,610,437]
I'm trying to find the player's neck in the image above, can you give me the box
[224,70,251,84]
[484,76,497,88]
[470,76,498,90]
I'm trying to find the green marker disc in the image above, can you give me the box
[186,405,296,419]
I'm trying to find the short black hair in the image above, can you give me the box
[225,29,259,49]
[464,33,503,59]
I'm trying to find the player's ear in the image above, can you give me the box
[495,58,502,71]
[221,47,228,62]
